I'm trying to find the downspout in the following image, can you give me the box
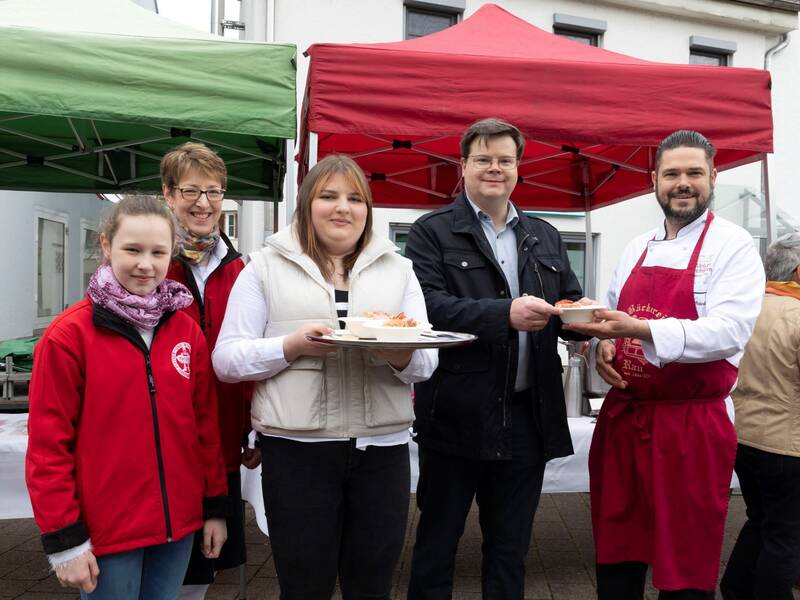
[762,33,790,245]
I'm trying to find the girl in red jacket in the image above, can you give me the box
[25,196,229,600]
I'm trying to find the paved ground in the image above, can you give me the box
[1,494,797,600]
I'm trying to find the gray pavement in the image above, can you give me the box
[0,494,796,600]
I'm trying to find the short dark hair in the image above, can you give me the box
[655,130,716,171]
[460,118,525,160]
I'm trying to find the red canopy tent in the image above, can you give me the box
[298,3,773,294]
[299,3,772,212]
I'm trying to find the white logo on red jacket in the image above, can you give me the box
[171,342,191,379]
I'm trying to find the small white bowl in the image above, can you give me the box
[559,305,607,324]
[339,317,382,339]
[363,321,432,342]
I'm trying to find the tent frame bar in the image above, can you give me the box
[0,115,281,196]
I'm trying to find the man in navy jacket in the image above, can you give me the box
[406,118,588,599]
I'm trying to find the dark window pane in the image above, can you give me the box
[554,28,598,46]
[406,8,455,39]
[690,51,727,66]
[393,231,409,256]
[564,240,586,291]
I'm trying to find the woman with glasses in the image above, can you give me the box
[160,142,255,600]
[212,155,437,600]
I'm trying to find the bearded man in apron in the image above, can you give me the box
[564,130,764,599]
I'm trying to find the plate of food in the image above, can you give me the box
[311,312,476,349]
[555,299,607,324]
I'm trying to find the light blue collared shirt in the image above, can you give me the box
[466,197,531,392]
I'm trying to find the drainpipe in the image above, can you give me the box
[762,33,790,245]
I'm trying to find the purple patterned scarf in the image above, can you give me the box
[87,264,193,329]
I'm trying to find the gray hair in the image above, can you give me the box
[765,232,800,281]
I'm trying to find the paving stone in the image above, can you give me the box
[0,578,39,598]
[205,583,240,599]
[0,537,32,554]
[549,582,596,599]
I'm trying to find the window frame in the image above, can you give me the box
[558,231,599,295]
[404,1,461,40]
[80,219,100,295]
[33,208,69,328]
[552,13,607,47]
[389,222,412,255]
[689,35,736,66]
[223,210,238,240]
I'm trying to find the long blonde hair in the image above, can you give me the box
[295,155,373,281]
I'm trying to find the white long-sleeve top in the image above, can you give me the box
[212,259,438,448]
[603,210,764,369]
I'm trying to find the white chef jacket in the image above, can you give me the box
[601,210,764,370]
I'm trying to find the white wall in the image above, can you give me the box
[769,25,800,223]
[0,191,109,340]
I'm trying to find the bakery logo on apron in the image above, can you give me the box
[171,342,192,379]
[620,304,665,378]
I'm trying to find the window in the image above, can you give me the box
[689,36,735,66]
[689,51,728,66]
[559,232,599,294]
[389,223,412,256]
[222,211,238,239]
[554,29,598,46]
[404,1,462,40]
[553,13,607,47]
[34,210,68,325]
[80,221,100,293]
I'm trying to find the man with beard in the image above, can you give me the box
[564,130,764,600]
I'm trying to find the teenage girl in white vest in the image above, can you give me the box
[213,155,437,599]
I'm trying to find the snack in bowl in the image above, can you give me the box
[558,301,607,324]
[339,316,380,338]
[363,315,431,342]
[555,299,580,308]
[340,312,419,338]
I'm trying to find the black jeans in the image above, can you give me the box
[407,399,546,600]
[259,435,410,600]
[720,443,800,600]
[596,562,714,599]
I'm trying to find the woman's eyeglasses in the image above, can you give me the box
[175,187,225,202]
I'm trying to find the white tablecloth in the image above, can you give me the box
[0,415,597,526]
[16,415,737,538]
[0,413,33,519]
[240,417,597,535]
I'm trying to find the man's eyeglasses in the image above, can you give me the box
[175,187,226,203]
[467,155,518,170]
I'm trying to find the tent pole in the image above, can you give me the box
[581,161,595,299]
[309,131,318,169]
[763,154,776,245]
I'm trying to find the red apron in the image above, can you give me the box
[589,212,737,591]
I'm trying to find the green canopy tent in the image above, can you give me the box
[0,0,296,200]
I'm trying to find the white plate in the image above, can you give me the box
[308,331,476,349]
[559,304,607,324]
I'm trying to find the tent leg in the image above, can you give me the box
[763,154,776,245]
[584,210,595,299]
[308,131,318,169]
[581,161,595,299]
